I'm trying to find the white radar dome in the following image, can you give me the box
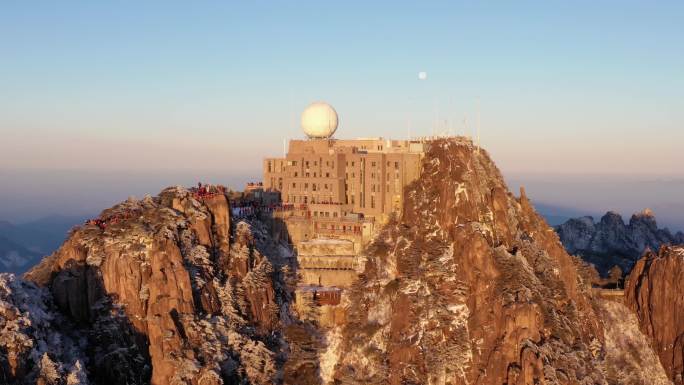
[301,102,338,139]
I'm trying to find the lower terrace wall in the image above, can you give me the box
[300,269,358,287]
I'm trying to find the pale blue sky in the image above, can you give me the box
[1,1,683,224]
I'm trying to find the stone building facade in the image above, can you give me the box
[264,138,425,245]
[263,137,426,326]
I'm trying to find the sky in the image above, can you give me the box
[1,1,683,227]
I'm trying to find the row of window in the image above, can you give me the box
[289,160,336,168]
[292,171,332,178]
[317,223,362,233]
[291,182,333,191]
[314,211,339,218]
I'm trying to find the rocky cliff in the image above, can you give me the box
[3,187,296,385]
[625,245,684,384]
[556,210,684,275]
[327,139,607,385]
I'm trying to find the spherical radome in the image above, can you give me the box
[301,102,338,139]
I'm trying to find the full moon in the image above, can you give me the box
[418,71,427,80]
[301,102,338,139]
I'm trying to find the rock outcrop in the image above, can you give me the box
[14,187,294,385]
[329,138,607,385]
[556,210,684,275]
[625,245,684,384]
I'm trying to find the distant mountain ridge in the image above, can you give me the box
[0,215,87,273]
[555,209,684,275]
[0,234,42,273]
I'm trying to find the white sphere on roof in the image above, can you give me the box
[301,102,338,139]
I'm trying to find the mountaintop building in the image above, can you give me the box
[263,102,426,249]
[262,101,427,325]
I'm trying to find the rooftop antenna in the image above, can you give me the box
[463,113,469,139]
[432,99,438,139]
[407,116,411,140]
[476,97,481,154]
[289,88,295,137]
[449,96,456,137]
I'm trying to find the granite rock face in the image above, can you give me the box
[556,210,684,275]
[625,245,684,385]
[13,187,293,385]
[329,138,607,385]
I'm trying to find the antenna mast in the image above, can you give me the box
[463,113,468,138]
[407,116,411,140]
[476,97,481,154]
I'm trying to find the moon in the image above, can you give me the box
[418,71,427,80]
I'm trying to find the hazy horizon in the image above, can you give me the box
[2,166,683,233]
[1,2,683,229]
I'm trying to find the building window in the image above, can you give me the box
[306,161,309,167]
[292,183,296,188]
[314,172,317,177]
[313,184,317,191]
[304,183,308,190]
[395,162,399,169]
[371,195,375,209]
[371,162,376,167]
[294,172,298,177]
[326,172,330,178]
[324,184,328,189]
